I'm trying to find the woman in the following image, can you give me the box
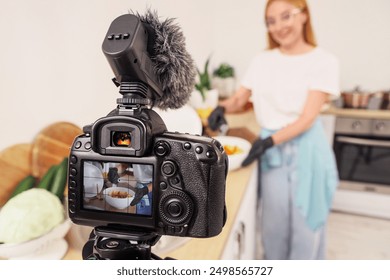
[208,0,339,259]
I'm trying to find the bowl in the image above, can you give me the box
[83,162,104,198]
[213,136,251,172]
[0,219,71,260]
[153,105,203,135]
[103,187,135,209]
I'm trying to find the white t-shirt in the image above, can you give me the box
[133,164,153,183]
[241,47,340,130]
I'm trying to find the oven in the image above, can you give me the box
[332,117,390,218]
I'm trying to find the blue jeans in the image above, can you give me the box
[135,182,152,216]
[260,141,326,259]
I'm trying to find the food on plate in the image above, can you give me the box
[224,145,244,156]
[109,190,133,199]
[0,188,64,244]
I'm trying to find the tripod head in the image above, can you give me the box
[83,226,171,260]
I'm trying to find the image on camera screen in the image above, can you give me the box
[83,161,153,216]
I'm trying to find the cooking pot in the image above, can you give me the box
[341,87,373,109]
[380,91,390,110]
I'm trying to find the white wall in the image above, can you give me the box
[1,0,390,150]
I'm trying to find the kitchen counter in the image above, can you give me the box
[322,105,390,119]
[63,109,261,260]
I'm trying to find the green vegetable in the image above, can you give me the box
[0,188,64,244]
[50,157,68,200]
[10,175,36,198]
[36,165,59,190]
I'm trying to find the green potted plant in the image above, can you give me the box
[212,63,236,98]
[189,58,219,123]
[195,57,212,101]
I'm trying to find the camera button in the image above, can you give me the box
[84,142,92,150]
[75,141,82,149]
[155,141,170,156]
[123,33,130,39]
[70,168,77,176]
[162,161,176,176]
[107,34,114,40]
[168,202,182,217]
[70,156,77,164]
[69,204,76,214]
[115,34,122,40]
[159,181,168,190]
[183,142,191,150]
[69,180,77,189]
[167,226,175,234]
[156,145,165,155]
[195,146,203,154]
[170,176,180,186]
[175,226,183,233]
[206,151,215,158]
[69,192,76,200]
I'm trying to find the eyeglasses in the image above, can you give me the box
[265,8,302,31]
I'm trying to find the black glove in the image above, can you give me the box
[241,137,274,167]
[107,167,119,184]
[208,106,227,131]
[130,186,149,206]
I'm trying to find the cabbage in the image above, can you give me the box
[0,188,64,243]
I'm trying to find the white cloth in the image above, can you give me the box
[241,47,340,130]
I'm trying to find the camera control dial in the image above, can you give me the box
[159,190,193,225]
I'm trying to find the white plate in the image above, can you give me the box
[213,136,251,172]
[0,219,71,260]
[153,105,203,135]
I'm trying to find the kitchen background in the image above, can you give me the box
[1,0,390,260]
[1,0,390,150]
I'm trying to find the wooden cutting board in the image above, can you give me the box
[31,122,82,179]
[0,143,33,206]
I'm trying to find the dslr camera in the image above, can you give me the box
[67,13,228,240]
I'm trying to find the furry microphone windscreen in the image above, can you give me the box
[136,10,196,110]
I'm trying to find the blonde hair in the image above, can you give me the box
[265,0,317,49]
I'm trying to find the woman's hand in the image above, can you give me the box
[242,136,274,167]
[220,86,252,113]
[208,106,227,131]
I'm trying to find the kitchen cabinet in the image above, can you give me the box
[221,167,257,259]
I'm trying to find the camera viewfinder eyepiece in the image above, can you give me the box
[112,131,132,147]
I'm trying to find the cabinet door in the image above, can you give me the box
[221,167,258,259]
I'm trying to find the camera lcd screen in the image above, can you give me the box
[82,161,153,216]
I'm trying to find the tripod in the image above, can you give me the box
[82,226,174,260]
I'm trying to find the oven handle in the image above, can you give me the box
[336,136,390,148]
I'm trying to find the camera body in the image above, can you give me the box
[68,108,228,238]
